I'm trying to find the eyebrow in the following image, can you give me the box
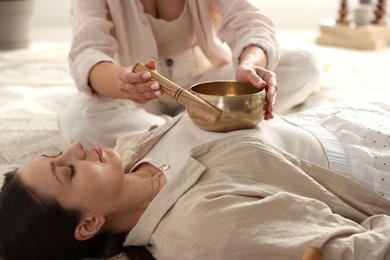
[50,162,63,185]
[41,152,62,158]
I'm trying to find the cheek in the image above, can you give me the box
[81,161,123,190]
[80,167,124,205]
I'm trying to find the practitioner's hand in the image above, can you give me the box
[118,59,162,104]
[236,64,277,120]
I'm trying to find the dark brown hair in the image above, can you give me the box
[0,169,154,260]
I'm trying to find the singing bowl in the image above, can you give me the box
[188,81,267,132]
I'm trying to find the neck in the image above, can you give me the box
[102,164,166,233]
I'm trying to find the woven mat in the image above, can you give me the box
[280,37,390,113]
[0,42,76,179]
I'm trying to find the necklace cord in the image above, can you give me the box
[149,166,164,203]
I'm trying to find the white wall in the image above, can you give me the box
[32,0,71,27]
[257,0,339,30]
[31,0,369,30]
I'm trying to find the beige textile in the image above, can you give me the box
[116,115,390,260]
[146,2,196,56]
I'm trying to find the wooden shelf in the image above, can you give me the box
[316,18,390,50]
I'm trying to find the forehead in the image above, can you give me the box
[18,156,55,191]
[19,155,50,174]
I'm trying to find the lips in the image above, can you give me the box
[93,146,103,162]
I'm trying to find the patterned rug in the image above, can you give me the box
[0,42,76,177]
[1,40,390,186]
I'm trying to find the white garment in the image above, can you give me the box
[286,100,390,199]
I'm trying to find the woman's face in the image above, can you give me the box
[18,142,125,214]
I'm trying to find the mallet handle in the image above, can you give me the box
[132,61,221,122]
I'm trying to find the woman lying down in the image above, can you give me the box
[1,100,389,260]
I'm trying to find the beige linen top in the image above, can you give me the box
[69,0,280,96]
[146,2,196,57]
[115,115,390,260]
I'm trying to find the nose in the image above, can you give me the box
[61,141,85,160]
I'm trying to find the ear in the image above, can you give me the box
[74,215,106,241]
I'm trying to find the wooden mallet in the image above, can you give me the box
[132,61,221,122]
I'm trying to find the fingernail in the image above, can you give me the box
[143,72,151,79]
[151,82,159,90]
[155,90,162,96]
[258,79,266,86]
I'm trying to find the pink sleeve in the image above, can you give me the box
[213,0,281,70]
[68,0,117,96]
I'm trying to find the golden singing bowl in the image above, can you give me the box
[188,81,267,132]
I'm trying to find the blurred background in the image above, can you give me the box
[30,0,341,41]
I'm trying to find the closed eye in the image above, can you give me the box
[68,164,76,177]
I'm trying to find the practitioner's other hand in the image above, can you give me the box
[236,64,277,120]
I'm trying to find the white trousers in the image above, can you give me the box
[58,47,321,147]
